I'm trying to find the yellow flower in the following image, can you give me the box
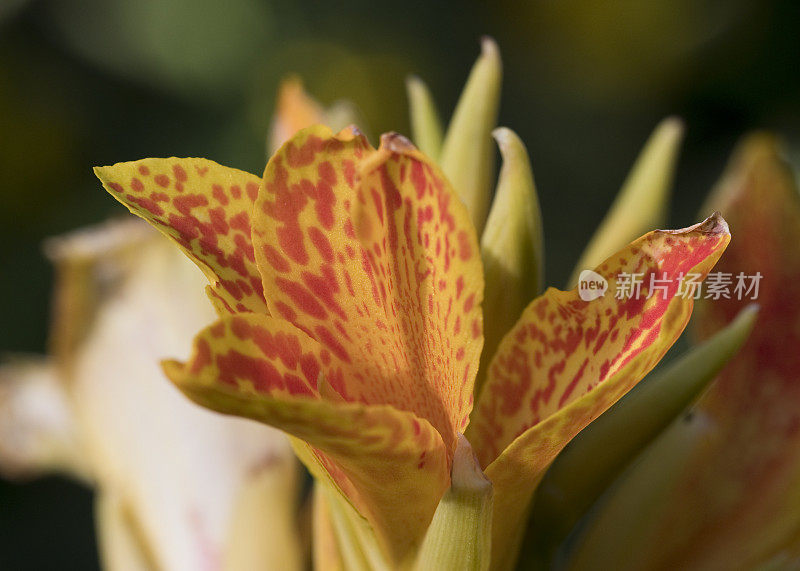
[0,220,301,570]
[94,40,730,569]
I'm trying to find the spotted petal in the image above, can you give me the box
[254,125,484,454]
[566,135,800,569]
[468,213,730,570]
[95,158,268,314]
[164,313,450,564]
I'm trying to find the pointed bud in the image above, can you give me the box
[439,37,502,234]
[406,75,444,159]
[477,127,544,396]
[569,117,684,287]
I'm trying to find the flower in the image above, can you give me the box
[554,134,800,569]
[0,220,301,570]
[93,40,730,568]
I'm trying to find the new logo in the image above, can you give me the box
[578,270,608,301]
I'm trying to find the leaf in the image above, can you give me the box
[477,127,544,397]
[95,158,269,315]
[467,213,730,570]
[406,75,444,159]
[568,118,684,287]
[556,408,711,571]
[524,303,758,567]
[439,37,502,234]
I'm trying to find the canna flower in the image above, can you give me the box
[554,135,800,570]
[93,40,731,569]
[0,220,301,570]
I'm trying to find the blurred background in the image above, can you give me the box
[1,0,799,567]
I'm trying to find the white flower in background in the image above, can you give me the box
[0,219,302,571]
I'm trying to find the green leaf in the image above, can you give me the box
[522,304,758,568]
[557,405,709,571]
[568,117,683,287]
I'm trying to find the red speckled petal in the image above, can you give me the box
[468,213,730,570]
[254,125,484,455]
[163,312,449,563]
[605,135,800,568]
[95,159,268,315]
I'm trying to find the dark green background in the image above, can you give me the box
[1,0,799,568]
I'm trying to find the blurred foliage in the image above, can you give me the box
[1,0,799,567]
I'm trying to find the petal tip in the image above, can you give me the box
[491,126,513,146]
[380,132,417,154]
[479,35,500,60]
[662,211,729,237]
[451,433,491,491]
[405,74,423,90]
[660,115,685,136]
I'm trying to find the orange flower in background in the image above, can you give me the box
[93,41,731,568]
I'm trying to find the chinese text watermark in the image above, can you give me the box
[578,271,762,302]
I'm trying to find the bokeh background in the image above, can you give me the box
[1,0,799,567]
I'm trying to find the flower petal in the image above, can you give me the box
[522,304,757,567]
[164,312,450,564]
[95,490,153,571]
[566,135,800,569]
[254,125,483,452]
[223,459,303,571]
[94,158,268,314]
[0,358,87,480]
[67,227,295,571]
[312,486,345,571]
[468,212,730,570]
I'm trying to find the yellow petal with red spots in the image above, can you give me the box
[467,212,730,570]
[94,159,268,315]
[163,312,449,564]
[254,125,484,456]
[571,135,800,569]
